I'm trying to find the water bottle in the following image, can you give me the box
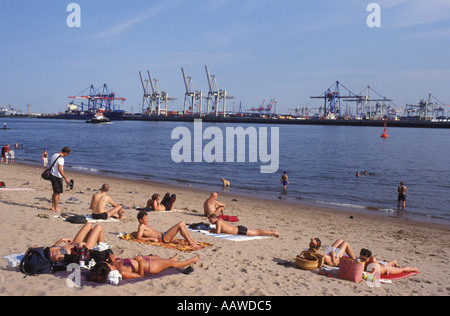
[363,274,376,282]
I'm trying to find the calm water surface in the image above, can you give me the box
[1,117,449,224]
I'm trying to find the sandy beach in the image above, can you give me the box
[0,162,449,297]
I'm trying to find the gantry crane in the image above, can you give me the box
[205,65,235,117]
[68,84,126,113]
[181,67,204,115]
[139,70,177,116]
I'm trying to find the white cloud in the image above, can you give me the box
[379,0,450,27]
[90,1,179,39]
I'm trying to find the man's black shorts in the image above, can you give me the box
[398,194,406,202]
[50,175,64,194]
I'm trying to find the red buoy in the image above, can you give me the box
[381,123,389,138]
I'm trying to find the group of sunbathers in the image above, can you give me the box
[38,184,417,285]
[307,237,419,276]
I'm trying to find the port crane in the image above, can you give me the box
[181,67,204,115]
[344,86,394,119]
[250,98,276,115]
[403,93,448,120]
[310,81,359,118]
[204,65,235,117]
[139,70,177,116]
[69,84,126,113]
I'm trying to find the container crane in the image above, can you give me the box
[139,70,177,116]
[181,67,204,115]
[205,65,235,117]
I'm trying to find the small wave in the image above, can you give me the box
[314,200,367,210]
[69,166,101,173]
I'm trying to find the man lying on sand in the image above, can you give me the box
[132,211,202,250]
[204,192,226,217]
[208,214,280,237]
[90,184,126,220]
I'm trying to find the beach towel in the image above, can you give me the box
[3,253,25,270]
[0,188,36,192]
[136,207,185,213]
[188,224,272,242]
[380,271,419,282]
[218,215,239,222]
[84,214,120,223]
[54,214,120,223]
[118,233,213,253]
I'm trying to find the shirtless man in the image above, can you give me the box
[90,184,125,220]
[208,214,280,237]
[133,211,202,250]
[397,182,407,210]
[281,171,289,190]
[204,192,226,217]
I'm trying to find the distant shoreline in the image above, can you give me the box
[3,114,450,129]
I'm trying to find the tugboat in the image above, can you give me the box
[86,109,111,124]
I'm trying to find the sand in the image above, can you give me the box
[0,163,449,297]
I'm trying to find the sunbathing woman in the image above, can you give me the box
[359,248,419,276]
[45,223,105,263]
[309,238,357,267]
[88,253,200,283]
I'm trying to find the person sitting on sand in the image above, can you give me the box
[308,238,357,267]
[90,184,126,220]
[204,192,226,217]
[146,193,176,212]
[88,253,200,283]
[132,211,202,250]
[45,223,105,264]
[359,248,419,276]
[208,214,280,238]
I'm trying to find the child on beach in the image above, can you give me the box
[208,214,280,237]
[132,211,203,250]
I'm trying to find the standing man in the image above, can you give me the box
[397,181,407,211]
[281,171,289,190]
[50,147,72,212]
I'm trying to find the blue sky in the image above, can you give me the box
[1,0,450,115]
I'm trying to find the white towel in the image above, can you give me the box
[107,270,122,285]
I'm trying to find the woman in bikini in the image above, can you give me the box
[45,223,105,263]
[359,248,419,276]
[88,253,200,283]
[309,238,357,267]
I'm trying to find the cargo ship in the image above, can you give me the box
[64,84,126,120]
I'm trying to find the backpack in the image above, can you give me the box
[0,182,5,188]
[20,247,55,277]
